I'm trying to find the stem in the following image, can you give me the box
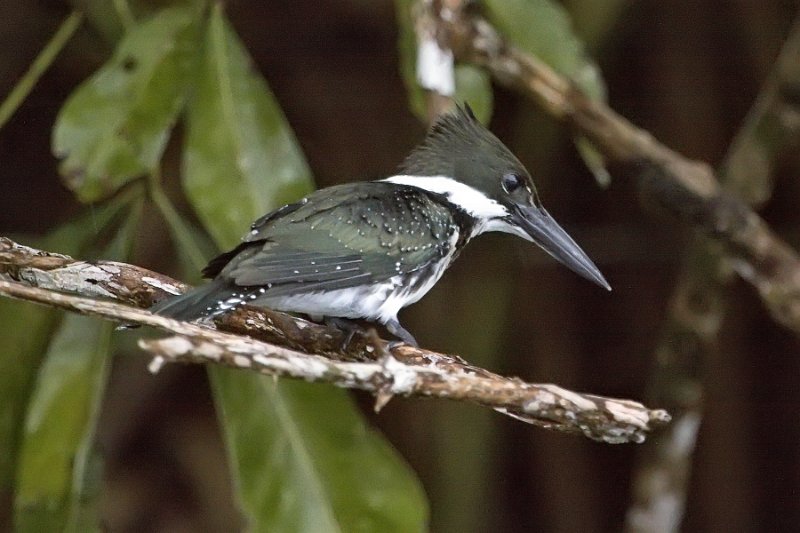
[148,174,209,272]
[0,11,83,131]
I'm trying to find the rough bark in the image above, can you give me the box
[0,237,669,443]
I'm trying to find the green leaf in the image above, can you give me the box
[183,6,428,530]
[0,192,136,501]
[210,373,428,533]
[52,5,201,202]
[426,272,511,533]
[0,303,60,500]
[13,315,113,532]
[563,0,631,51]
[149,179,215,280]
[394,0,494,124]
[13,201,142,532]
[182,4,315,249]
[72,0,128,43]
[484,0,605,99]
[44,186,141,257]
[454,65,493,124]
[483,0,610,185]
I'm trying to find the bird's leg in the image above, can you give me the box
[384,318,418,347]
[324,316,367,350]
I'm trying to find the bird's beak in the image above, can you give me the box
[513,205,611,291]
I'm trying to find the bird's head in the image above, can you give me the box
[396,104,610,290]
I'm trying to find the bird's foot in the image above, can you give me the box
[324,317,368,351]
[384,318,418,348]
[323,317,418,352]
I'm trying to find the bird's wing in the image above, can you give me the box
[201,199,307,278]
[213,182,456,295]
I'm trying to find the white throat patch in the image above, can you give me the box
[381,175,510,220]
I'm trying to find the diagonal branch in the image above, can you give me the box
[427,3,800,335]
[407,3,800,525]
[625,15,800,533]
[0,237,669,443]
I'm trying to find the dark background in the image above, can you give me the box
[2,1,800,531]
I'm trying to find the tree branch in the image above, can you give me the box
[412,0,458,122]
[427,2,800,335]
[407,3,800,524]
[625,15,800,533]
[0,237,669,443]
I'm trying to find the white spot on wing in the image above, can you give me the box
[253,230,459,325]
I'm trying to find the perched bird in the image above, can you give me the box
[152,105,609,346]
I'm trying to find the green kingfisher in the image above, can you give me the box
[152,105,610,346]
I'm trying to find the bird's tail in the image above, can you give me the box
[150,279,250,321]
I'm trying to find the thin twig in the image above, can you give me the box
[0,11,83,130]
[426,2,800,335]
[409,3,800,526]
[722,15,800,207]
[0,237,669,443]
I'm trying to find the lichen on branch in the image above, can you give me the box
[0,237,669,443]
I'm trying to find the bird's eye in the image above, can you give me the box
[501,173,523,193]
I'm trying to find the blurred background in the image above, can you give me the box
[2,0,800,531]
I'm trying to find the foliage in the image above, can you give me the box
[394,0,494,124]
[395,0,609,184]
[2,1,429,531]
[14,202,141,531]
[0,0,609,530]
[482,0,610,185]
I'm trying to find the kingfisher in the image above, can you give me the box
[152,105,609,346]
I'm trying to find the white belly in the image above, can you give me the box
[255,278,403,323]
[254,229,459,324]
[254,258,451,324]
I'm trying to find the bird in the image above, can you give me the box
[151,104,610,346]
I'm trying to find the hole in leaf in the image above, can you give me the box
[121,56,137,72]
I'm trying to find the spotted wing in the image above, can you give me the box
[216,182,457,296]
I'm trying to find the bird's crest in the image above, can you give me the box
[399,103,528,184]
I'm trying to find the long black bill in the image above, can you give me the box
[514,205,611,291]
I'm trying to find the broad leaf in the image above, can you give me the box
[0,193,135,500]
[182,5,314,248]
[483,0,610,185]
[13,316,113,532]
[0,11,83,132]
[484,0,605,99]
[454,65,494,124]
[394,0,493,124]
[211,373,428,533]
[13,201,141,532]
[183,6,428,530]
[52,5,200,202]
[149,182,215,281]
[0,303,59,501]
